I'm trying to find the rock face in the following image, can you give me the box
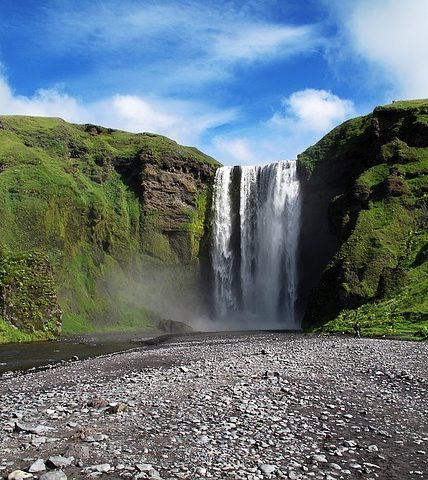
[0,116,218,342]
[298,99,428,336]
[140,153,214,263]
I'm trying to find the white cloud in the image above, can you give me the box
[0,80,82,118]
[0,76,235,146]
[211,137,258,165]
[271,89,355,133]
[211,23,314,63]
[336,0,428,99]
[33,2,319,89]
[207,88,355,166]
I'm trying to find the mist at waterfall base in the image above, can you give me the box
[211,160,301,330]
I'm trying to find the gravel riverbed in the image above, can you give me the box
[0,332,427,480]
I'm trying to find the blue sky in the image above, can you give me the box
[0,0,427,165]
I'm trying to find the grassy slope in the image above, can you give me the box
[298,100,428,340]
[0,115,217,342]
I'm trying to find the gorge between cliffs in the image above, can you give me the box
[0,99,427,343]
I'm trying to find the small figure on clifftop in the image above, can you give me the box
[354,322,361,338]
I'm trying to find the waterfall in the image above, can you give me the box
[211,160,300,329]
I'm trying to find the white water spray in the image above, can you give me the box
[211,161,300,328]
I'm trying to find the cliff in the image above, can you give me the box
[298,99,428,339]
[0,116,218,343]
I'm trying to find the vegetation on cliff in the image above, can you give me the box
[299,99,428,339]
[0,115,218,343]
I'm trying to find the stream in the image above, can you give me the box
[0,331,155,374]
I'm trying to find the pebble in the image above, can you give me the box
[312,454,328,463]
[259,464,277,475]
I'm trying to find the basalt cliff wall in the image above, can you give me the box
[0,116,218,342]
[298,100,428,338]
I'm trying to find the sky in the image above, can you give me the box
[0,0,427,165]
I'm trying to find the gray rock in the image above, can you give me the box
[8,471,34,480]
[31,436,47,446]
[39,472,67,480]
[90,464,111,473]
[136,464,153,472]
[259,464,277,475]
[312,454,328,463]
[14,422,51,435]
[195,467,207,476]
[28,459,46,473]
[343,440,358,448]
[46,456,73,469]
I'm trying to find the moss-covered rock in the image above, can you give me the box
[0,250,61,341]
[298,99,428,339]
[0,115,219,342]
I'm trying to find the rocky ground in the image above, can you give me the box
[0,332,427,480]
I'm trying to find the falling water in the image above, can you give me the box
[211,160,300,328]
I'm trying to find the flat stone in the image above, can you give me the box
[46,456,73,469]
[28,459,46,473]
[136,464,153,472]
[91,464,111,473]
[39,472,67,480]
[14,422,51,435]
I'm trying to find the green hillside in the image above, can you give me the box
[0,116,218,343]
[299,100,428,340]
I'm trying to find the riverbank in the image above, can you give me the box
[1,332,427,479]
[0,331,158,374]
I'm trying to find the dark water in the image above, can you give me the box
[0,332,155,374]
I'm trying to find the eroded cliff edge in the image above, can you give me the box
[298,100,428,338]
[0,116,218,342]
